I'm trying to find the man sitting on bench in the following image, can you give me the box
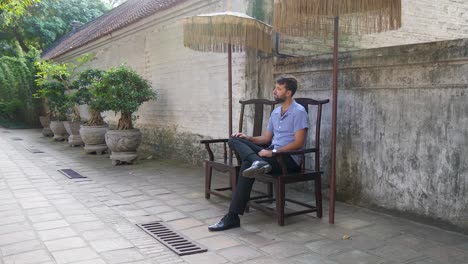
[208,75,309,231]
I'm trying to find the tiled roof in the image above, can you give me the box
[42,0,187,59]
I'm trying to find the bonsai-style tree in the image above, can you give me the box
[34,82,69,121]
[94,65,155,130]
[72,68,106,126]
[35,53,94,121]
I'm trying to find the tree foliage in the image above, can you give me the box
[0,0,109,54]
[0,0,40,24]
[0,46,41,125]
[93,65,155,130]
[35,53,95,121]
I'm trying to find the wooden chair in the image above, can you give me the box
[201,99,276,200]
[248,97,330,225]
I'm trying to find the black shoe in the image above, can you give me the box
[242,161,272,178]
[208,213,240,232]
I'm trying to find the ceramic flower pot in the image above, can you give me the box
[64,121,83,146]
[105,129,142,165]
[80,125,109,154]
[49,121,69,141]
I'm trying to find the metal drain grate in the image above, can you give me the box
[58,169,87,179]
[137,222,207,256]
[11,137,23,141]
[27,148,44,153]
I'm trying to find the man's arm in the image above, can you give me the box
[231,131,273,145]
[258,128,306,157]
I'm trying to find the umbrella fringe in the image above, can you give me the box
[183,15,273,53]
[274,0,402,36]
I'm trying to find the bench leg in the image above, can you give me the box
[276,181,285,226]
[205,164,212,199]
[315,176,322,218]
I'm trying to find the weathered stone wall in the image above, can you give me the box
[277,0,468,56]
[272,39,468,231]
[55,0,262,164]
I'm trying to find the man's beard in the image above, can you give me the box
[274,96,286,103]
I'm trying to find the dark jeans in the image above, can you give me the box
[227,137,300,215]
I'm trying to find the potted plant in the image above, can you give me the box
[95,65,155,165]
[74,68,109,154]
[35,54,94,145]
[34,82,69,141]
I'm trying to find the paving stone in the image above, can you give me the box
[28,212,63,223]
[176,203,209,213]
[240,256,285,264]
[65,214,99,223]
[89,238,134,252]
[336,218,373,230]
[388,233,441,252]
[167,218,204,230]
[328,249,385,264]
[134,200,164,208]
[239,233,279,247]
[180,226,217,240]
[0,215,26,226]
[261,241,309,259]
[72,221,106,232]
[190,209,225,220]
[38,227,77,241]
[82,229,121,241]
[288,253,339,264]
[275,230,323,243]
[20,201,51,209]
[181,252,228,264]
[198,235,242,251]
[100,248,145,264]
[218,245,263,262]
[0,239,43,256]
[145,205,173,215]
[3,249,51,264]
[51,247,99,264]
[33,219,69,230]
[369,244,422,262]
[158,211,187,221]
[44,237,87,251]
[67,259,107,264]
[0,230,36,246]
[422,246,468,264]
[25,207,57,216]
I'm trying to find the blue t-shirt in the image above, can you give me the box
[267,100,309,165]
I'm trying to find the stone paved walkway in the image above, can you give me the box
[1,128,468,264]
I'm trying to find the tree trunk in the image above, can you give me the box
[117,112,133,130]
[87,108,106,126]
[11,27,29,53]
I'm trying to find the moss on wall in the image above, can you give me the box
[138,124,207,165]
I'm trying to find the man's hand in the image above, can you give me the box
[231,132,251,141]
[258,149,273,158]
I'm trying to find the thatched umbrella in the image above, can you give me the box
[183,11,273,136]
[273,0,402,224]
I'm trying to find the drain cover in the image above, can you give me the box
[58,169,87,179]
[137,222,207,256]
[27,148,44,153]
[11,137,23,141]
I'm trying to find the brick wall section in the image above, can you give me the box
[55,0,260,163]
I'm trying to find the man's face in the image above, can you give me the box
[273,83,289,103]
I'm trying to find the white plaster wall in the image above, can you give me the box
[56,0,255,139]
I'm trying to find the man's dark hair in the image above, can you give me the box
[276,75,298,96]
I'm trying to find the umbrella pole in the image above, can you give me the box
[228,44,233,136]
[330,16,339,225]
